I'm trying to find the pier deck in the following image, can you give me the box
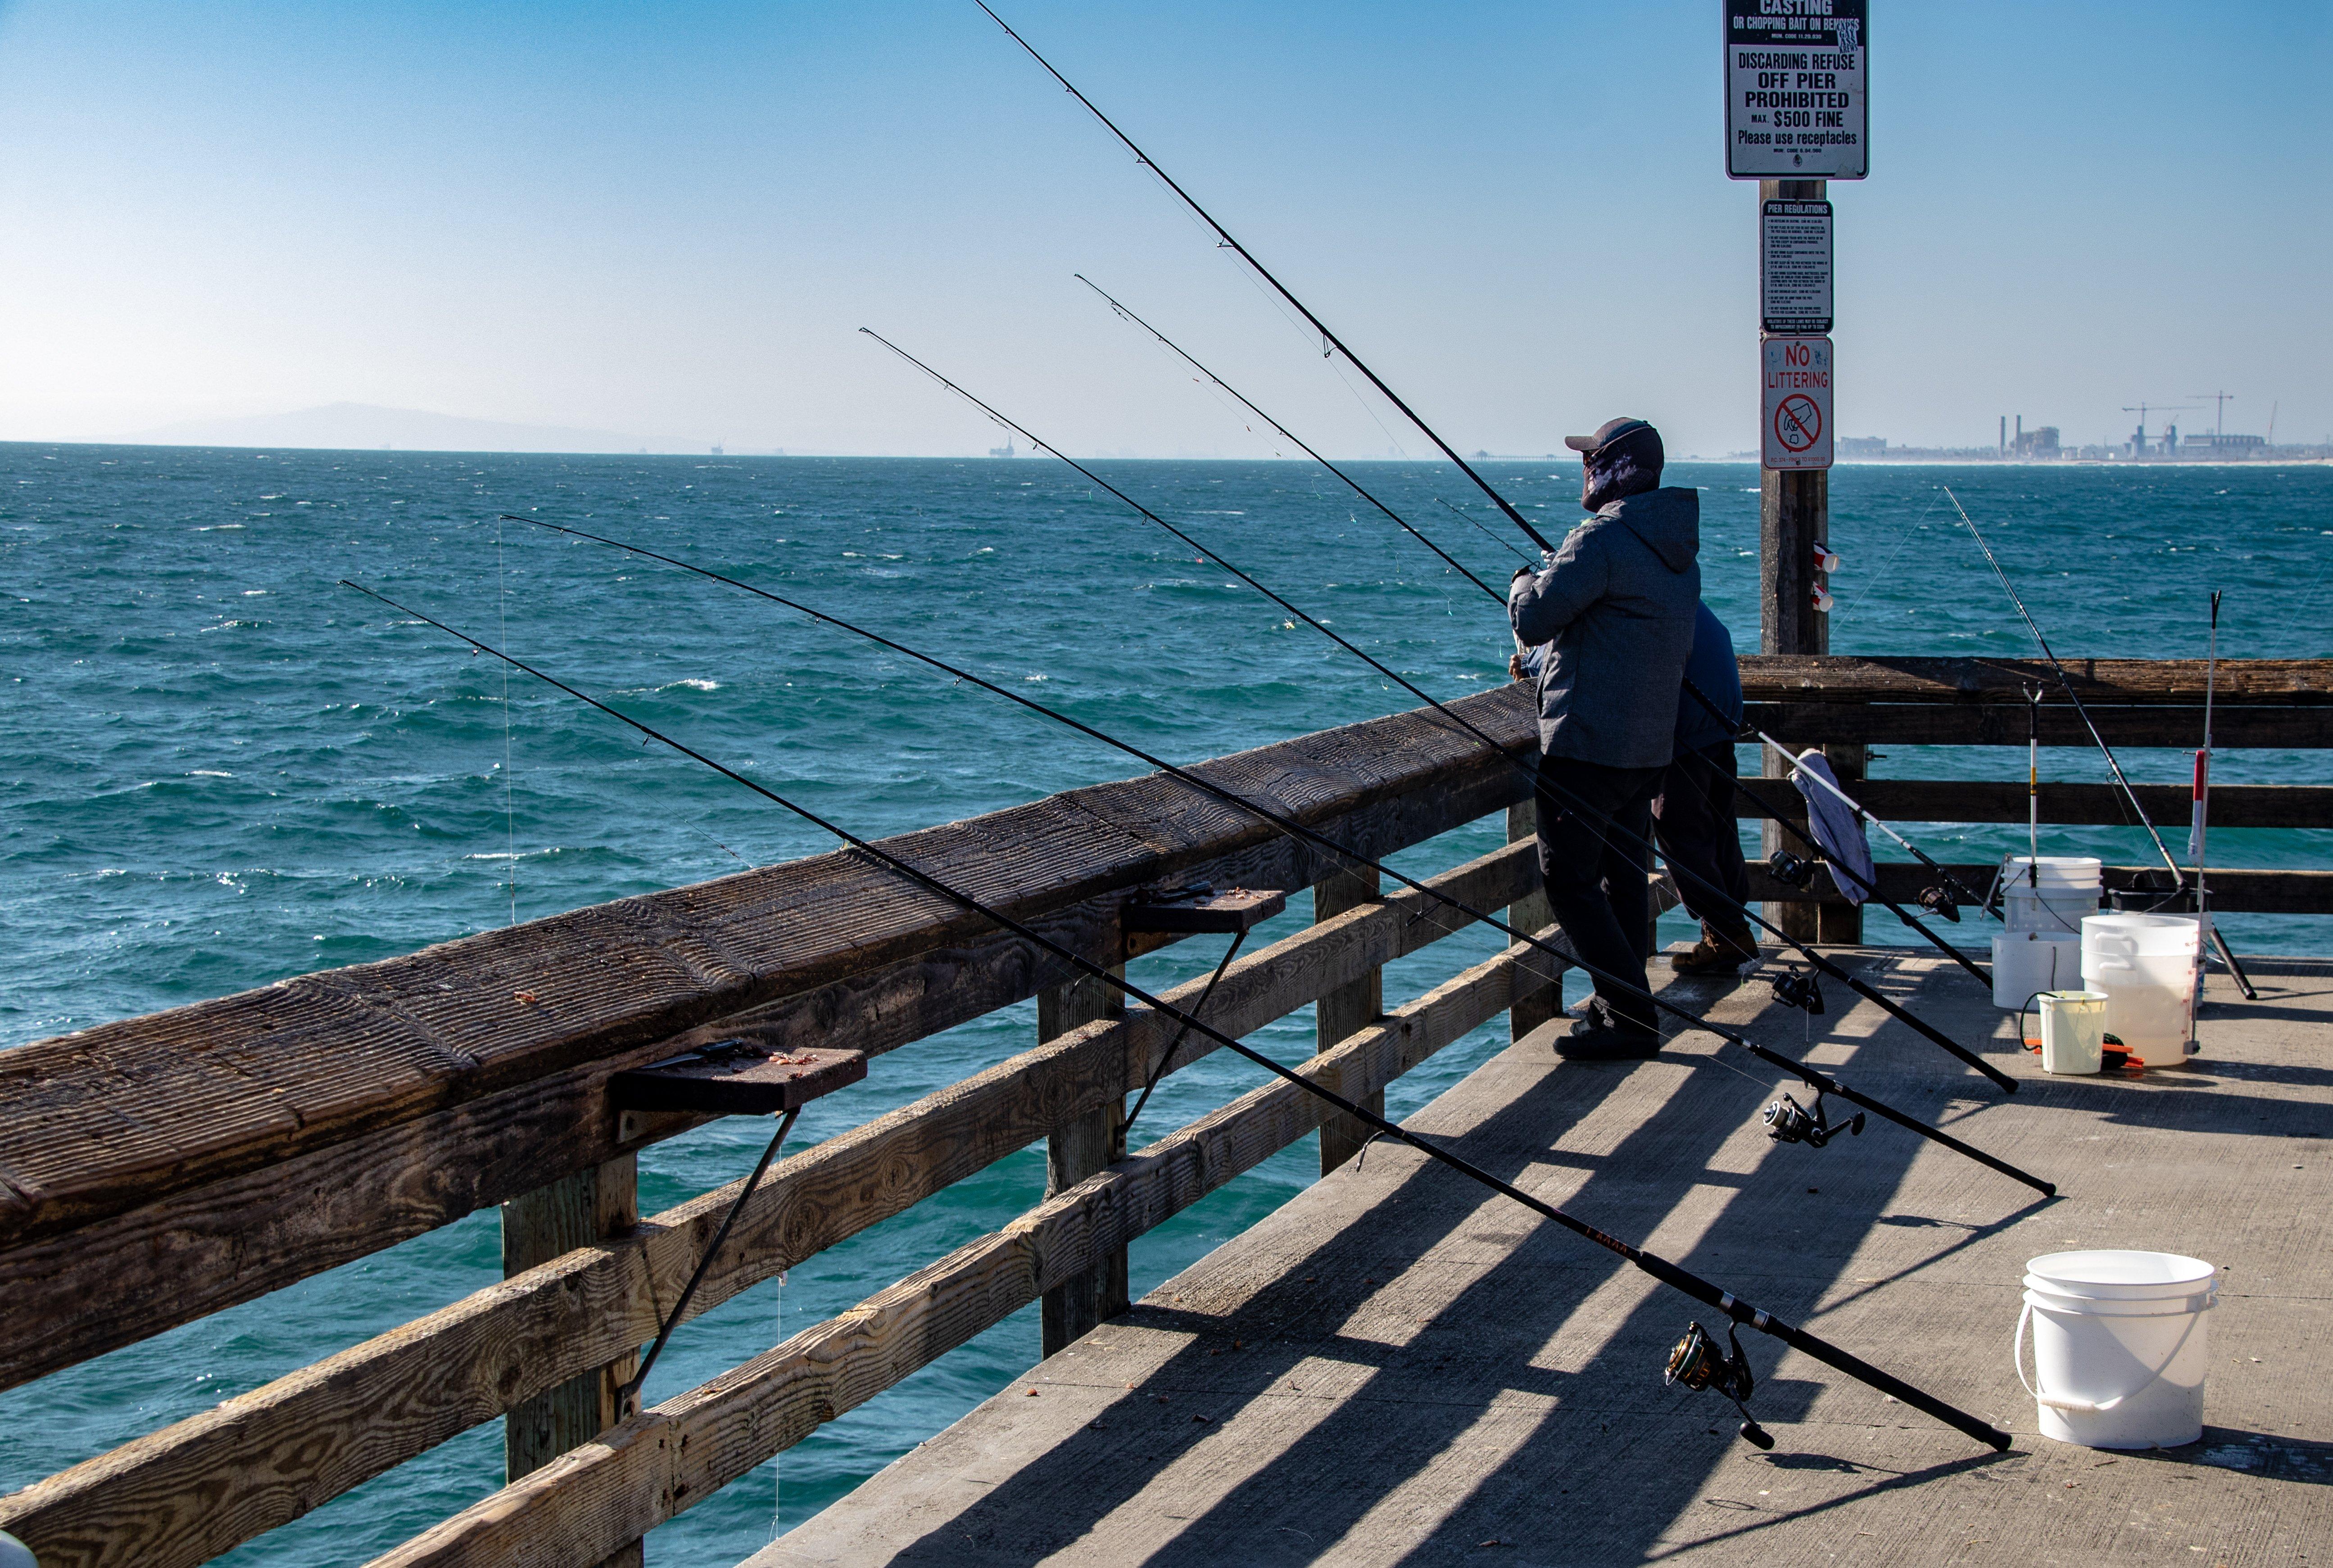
[751,949,2333,1568]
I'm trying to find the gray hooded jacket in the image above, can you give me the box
[1509,487,1702,768]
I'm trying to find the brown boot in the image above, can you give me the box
[1671,921,1758,976]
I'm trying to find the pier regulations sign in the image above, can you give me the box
[1762,336,1833,470]
[1727,2,1868,179]
[1761,198,1832,334]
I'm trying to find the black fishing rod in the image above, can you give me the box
[1946,488,2188,901]
[860,329,2019,1095]
[502,511,2050,1196]
[1674,679,1993,987]
[974,1,1554,556]
[1076,275,1503,601]
[340,578,2013,1454]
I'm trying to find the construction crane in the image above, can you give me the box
[2122,402,2196,455]
[2188,390,2236,438]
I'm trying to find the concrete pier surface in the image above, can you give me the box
[747,950,2332,1567]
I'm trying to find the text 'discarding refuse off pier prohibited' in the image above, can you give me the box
[1762,336,1832,470]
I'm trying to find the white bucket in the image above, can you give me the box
[2036,990,2108,1075]
[1993,931,2081,1011]
[2001,857,2103,936]
[2081,915,2201,1066]
[2016,1250,2215,1449]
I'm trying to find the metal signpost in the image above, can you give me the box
[1730,2,1867,939]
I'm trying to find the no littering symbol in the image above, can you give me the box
[1775,394,1822,453]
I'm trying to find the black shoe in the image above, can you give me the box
[1558,1002,1660,1061]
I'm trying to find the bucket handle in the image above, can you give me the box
[2014,1297,2209,1415]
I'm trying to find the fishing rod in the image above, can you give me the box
[862,329,2019,1095]
[1946,488,2188,902]
[340,578,2014,1454]
[504,511,2050,1195]
[2188,591,2257,998]
[1075,274,1503,601]
[974,1,1555,556]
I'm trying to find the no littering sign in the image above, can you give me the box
[1762,336,1832,470]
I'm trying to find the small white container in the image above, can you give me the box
[2035,990,2108,1075]
[2017,1250,2215,1449]
[2081,914,2201,1067]
[1993,931,2081,1011]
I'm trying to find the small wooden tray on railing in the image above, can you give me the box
[608,1043,867,1116]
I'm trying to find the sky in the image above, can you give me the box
[0,0,2326,457]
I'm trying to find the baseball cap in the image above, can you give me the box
[1563,417,1655,455]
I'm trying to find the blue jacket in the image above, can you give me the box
[1673,602,1742,755]
[1509,487,1701,768]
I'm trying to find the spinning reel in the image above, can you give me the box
[1763,1089,1865,1149]
[1665,1320,1773,1449]
[1765,849,1821,890]
[1767,965,1826,1016]
[1918,883,1962,923]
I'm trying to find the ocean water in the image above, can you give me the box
[2,446,2327,1563]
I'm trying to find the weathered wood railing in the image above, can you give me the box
[3,656,2322,1566]
[1733,656,2333,930]
[1,683,1631,1567]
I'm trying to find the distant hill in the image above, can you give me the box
[114,402,662,454]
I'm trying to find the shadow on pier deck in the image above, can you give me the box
[752,951,2333,1568]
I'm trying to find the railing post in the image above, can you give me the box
[1507,801,1563,1043]
[1816,742,1867,944]
[503,1154,643,1568]
[1041,966,1127,1356]
[1315,864,1386,1173]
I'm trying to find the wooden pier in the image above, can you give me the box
[1,657,2327,1565]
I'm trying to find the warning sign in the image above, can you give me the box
[1761,199,1832,334]
[1762,336,1832,470]
[1726,2,1868,180]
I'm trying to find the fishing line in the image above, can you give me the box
[503,511,2048,1196]
[1076,274,1502,599]
[339,577,2016,1454]
[973,0,1554,553]
[499,518,517,926]
[1435,497,1536,566]
[1830,488,1944,628]
[1946,488,2188,899]
[856,333,2019,1095]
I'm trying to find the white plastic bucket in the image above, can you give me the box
[2081,915,2201,1066]
[2036,990,2108,1075]
[2016,1250,2215,1449]
[2001,857,2103,936]
[1993,931,2080,1011]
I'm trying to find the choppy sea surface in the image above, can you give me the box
[3,447,2328,1563]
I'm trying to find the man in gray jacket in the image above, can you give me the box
[1509,416,1701,1057]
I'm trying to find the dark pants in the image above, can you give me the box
[1653,741,1753,928]
[1534,752,1663,1033]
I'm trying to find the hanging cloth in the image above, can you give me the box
[1793,750,1875,906]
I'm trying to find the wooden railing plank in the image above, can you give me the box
[362,930,1550,1568]
[1737,655,2332,705]
[1730,778,2333,830]
[1745,862,2333,914]
[0,841,1541,1568]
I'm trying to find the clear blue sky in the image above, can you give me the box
[1,0,2325,456]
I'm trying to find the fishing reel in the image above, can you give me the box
[1766,965,1825,1017]
[1766,850,1821,890]
[1918,884,1962,923]
[1665,1321,1773,1450]
[1763,1089,1865,1149]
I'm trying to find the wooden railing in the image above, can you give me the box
[1,683,1631,1568]
[2,657,2321,1567]
[1734,656,2333,927]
